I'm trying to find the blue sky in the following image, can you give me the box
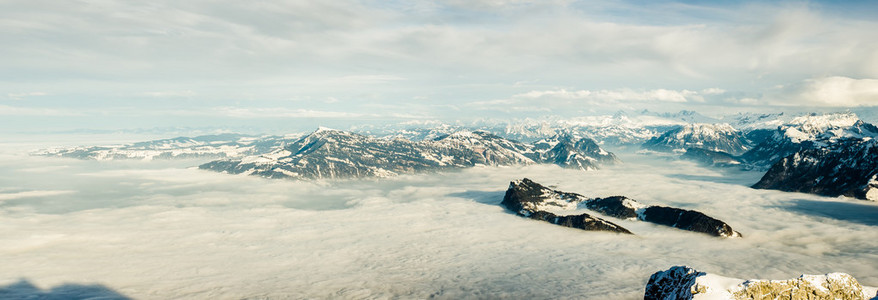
[1,0,877,133]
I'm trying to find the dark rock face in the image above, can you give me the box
[583,196,638,219]
[752,139,878,201]
[640,206,742,237]
[644,266,705,300]
[680,148,742,167]
[642,123,750,155]
[527,211,633,234]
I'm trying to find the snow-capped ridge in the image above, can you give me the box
[742,113,878,168]
[200,128,620,180]
[642,123,750,155]
[33,133,295,161]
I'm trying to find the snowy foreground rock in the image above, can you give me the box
[644,266,878,300]
[501,179,741,237]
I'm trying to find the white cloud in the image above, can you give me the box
[214,107,367,119]
[0,105,83,116]
[2,149,877,298]
[766,76,878,107]
[332,75,406,83]
[0,190,75,201]
[701,88,726,95]
[796,76,878,107]
[463,87,732,114]
[517,88,699,103]
[144,90,196,98]
[7,92,47,100]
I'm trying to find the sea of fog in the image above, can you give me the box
[1,137,877,299]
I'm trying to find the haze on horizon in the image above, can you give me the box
[1,0,877,134]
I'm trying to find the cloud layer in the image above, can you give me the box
[772,76,878,107]
[1,145,877,298]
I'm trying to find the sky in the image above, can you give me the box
[2,0,878,133]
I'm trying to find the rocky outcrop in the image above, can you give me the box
[500,178,587,215]
[645,266,878,300]
[501,179,630,234]
[644,266,706,300]
[583,196,741,238]
[752,139,878,201]
[502,179,742,237]
[640,206,742,238]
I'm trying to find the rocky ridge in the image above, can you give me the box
[501,178,741,237]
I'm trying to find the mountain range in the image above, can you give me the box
[34,111,878,201]
[199,128,618,180]
[33,133,293,160]
[641,123,751,155]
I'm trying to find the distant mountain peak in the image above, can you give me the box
[788,112,860,128]
[313,126,343,134]
[642,123,750,155]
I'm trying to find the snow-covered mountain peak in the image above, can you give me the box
[779,113,877,143]
[674,123,737,138]
[788,112,860,128]
[642,123,750,155]
[722,112,788,130]
[306,127,362,139]
[314,126,340,133]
